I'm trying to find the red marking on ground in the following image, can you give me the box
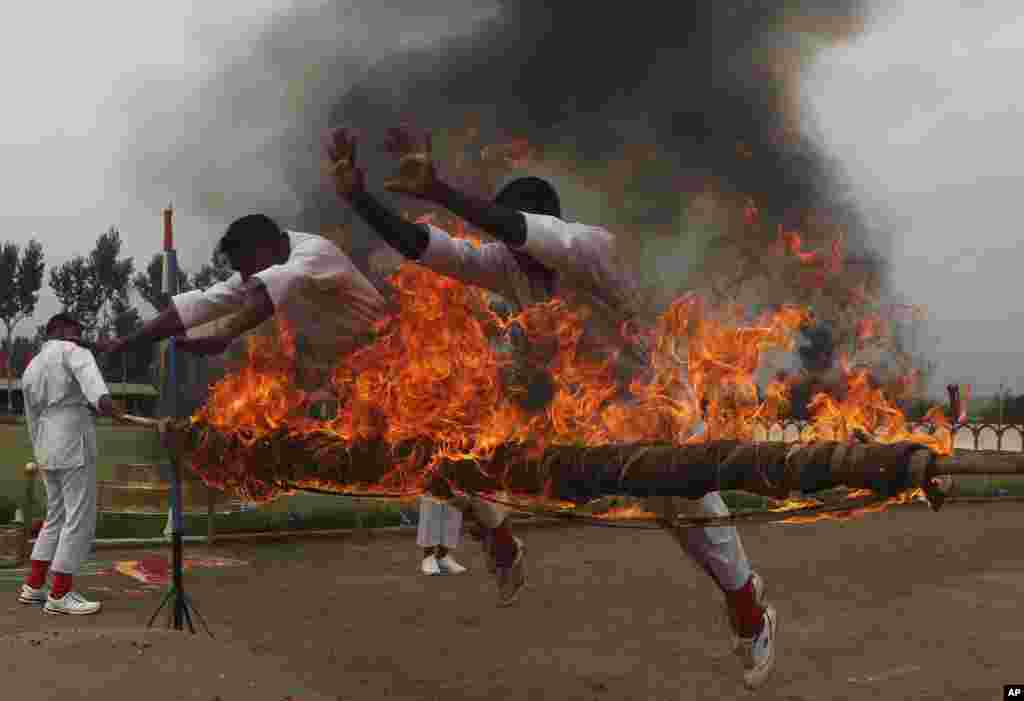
[114,557,248,585]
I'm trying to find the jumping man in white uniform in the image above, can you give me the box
[98,214,390,366]
[323,125,777,689]
[19,313,124,615]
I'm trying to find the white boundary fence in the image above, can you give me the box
[753,420,1024,453]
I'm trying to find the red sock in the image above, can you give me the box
[51,572,72,600]
[26,560,50,589]
[489,522,518,568]
[725,575,765,639]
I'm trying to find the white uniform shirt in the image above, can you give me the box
[419,212,642,340]
[172,231,390,360]
[21,340,110,470]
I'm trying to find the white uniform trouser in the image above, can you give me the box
[463,491,751,592]
[31,461,98,575]
[646,492,752,592]
[416,496,463,549]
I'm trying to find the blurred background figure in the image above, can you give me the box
[417,475,466,575]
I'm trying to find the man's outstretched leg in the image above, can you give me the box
[454,495,525,606]
[647,494,777,690]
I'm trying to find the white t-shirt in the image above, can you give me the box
[172,231,390,360]
[22,340,109,469]
[418,212,642,336]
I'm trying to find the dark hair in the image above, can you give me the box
[217,214,287,259]
[495,177,561,219]
[46,312,82,336]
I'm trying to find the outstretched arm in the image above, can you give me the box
[98,274,267,356]
[323,127,429,260]
[349,190,430,260]
[174,278,275,355]
[104,306,186,353]
[381,124,527,247]
[427,180,527,248]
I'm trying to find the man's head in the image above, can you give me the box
[495,177,560,289]
[217,214,290,279]
[46,312,83,340]
[495,177,561,219]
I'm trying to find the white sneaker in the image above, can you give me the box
[736,604,778,690]
[437,555,467,574]
[18,584,47,606]
[420,555,441,576]
[44,591,102,616]
[723,571,767,653]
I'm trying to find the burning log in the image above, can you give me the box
[155,417,1024,510]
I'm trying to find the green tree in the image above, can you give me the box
[32,323,46,348]
[0,239,45,410]
[191,254,233,290]
[50,228,135,340]
[133,253,191,312]
[104,296,153,385]
[1,336,40,372]
[89,227,135,337]
[133,251,232,313]
[49,255,104,335]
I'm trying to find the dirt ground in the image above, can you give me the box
[1,502,1022,700]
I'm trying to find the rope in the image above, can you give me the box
[280,482,899,530]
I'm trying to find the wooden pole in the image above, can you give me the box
[156,418,1024,513]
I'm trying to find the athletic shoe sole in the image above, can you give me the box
[44,603,102,616]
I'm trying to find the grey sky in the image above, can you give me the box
[0,0,496,329]
[803,2,1024,396]
[3,1,1021,398]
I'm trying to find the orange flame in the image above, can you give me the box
[775,225,845,291]
[191,198,943,518]
[778,488,925,525]
[595,503,659,520]
[799,358,952,456]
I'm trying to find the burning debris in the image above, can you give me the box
[166,226,961,522]
[171,422,963,505]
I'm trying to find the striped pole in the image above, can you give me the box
[147,204,210,635]
[162,204,179,538]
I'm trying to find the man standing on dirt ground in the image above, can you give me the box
[323,125,776,689]
[417,474,467,575]
[19,313,124,615]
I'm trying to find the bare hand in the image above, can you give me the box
[382,124,440,199]
[97,395,125,420]
[321,127,366,201]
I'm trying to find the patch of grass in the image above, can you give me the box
[721,491,769,511]
[88,502,404,540]
[0,494,16,523]
[0,424,165,503]
[951,477,1024,498]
